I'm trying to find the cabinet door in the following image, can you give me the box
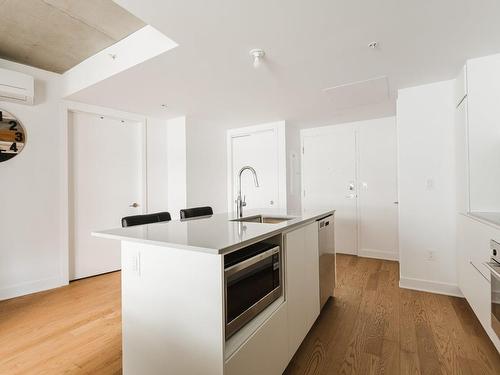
[225,303,288,375]
[285,222,320,359]
[467,54,500,211]
[304,222,320,328]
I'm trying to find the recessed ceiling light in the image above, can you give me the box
[368,41,378,49]
[249,49,265,68]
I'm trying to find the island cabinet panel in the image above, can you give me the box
[121,241,225,375]
[225,302,288,375]
[285,222,320,359]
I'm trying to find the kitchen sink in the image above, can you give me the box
[231,215,296,224]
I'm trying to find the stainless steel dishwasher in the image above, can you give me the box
[318,214,335,309]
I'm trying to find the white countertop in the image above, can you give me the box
[465,211,500,230]
[92,208,335,254]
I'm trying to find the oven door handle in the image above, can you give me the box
[225,246,280,278]
[484,262,500,280]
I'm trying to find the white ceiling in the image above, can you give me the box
[67,0,500,128]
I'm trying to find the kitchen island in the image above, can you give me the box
[93,208,335,375]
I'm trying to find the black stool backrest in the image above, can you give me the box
[121,212,171,227]
[180,206,213,219]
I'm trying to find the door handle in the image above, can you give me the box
[129,203,139,208]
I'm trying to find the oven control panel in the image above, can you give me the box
[492,239,500,264]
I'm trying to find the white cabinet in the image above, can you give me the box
[455,95,469,214]
[467,53,500,213]
[457,214,500,352]
[454,65,467,107]
[285,222,320,359]
[225,303,288,375]
[225,222,322,373]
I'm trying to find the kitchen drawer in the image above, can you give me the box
[225,302,288,375]
[460,257,490,327]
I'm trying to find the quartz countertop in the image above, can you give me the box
[92,208,335,254]
[465,211,500,230]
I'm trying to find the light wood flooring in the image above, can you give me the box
[0,272,121,374]
[0,255,499,374]
[285,255,500,375]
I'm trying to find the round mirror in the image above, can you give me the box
[0,109,26,162]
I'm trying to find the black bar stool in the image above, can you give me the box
[180,206,213,219]
[121,212,171,227]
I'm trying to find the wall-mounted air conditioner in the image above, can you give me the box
[0,67,34,105]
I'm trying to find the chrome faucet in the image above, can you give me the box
[236,166,259,218]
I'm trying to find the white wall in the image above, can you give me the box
[397,79,460,296]
[186,119,227,212]
[166,117,187,220]
[146,118,168,212]
[146,116,187,219]
[286,126,302,212]
[0,59,67,299]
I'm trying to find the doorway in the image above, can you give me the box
[68,110,146,280]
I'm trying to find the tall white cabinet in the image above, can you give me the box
[455,53,500,352]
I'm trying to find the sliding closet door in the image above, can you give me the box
[302,127,358,255]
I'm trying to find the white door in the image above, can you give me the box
[69,111,144,280]
[357,119,399,260]
[302,126,358,254]
[228,122,286,213]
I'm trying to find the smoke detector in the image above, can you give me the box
[368,41,378,49]
[249,49,265,68]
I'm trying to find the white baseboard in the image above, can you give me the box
[358,248,399,261]
[335,249,357,255]
[399,277,463,298]
[0,276,68,301]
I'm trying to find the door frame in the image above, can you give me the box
[60,101,148,283]
[300,124,360,255]
[226,121,287,213]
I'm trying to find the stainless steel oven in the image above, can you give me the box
[224,242,282,339]
[486,240,500,338]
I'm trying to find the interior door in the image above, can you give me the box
[230,130,280,212]
[357,119,399,260]
[302,127,358,254]
[69,111,144,280]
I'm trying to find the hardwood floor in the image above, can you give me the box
[0,255,498,374]
[0,272,122,375]
[285,255,500,375]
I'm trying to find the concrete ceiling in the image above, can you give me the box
[0,0,145,73]
[67,0,500,128]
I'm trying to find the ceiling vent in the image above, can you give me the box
[0,67,34,105]
[323,76,389,110]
